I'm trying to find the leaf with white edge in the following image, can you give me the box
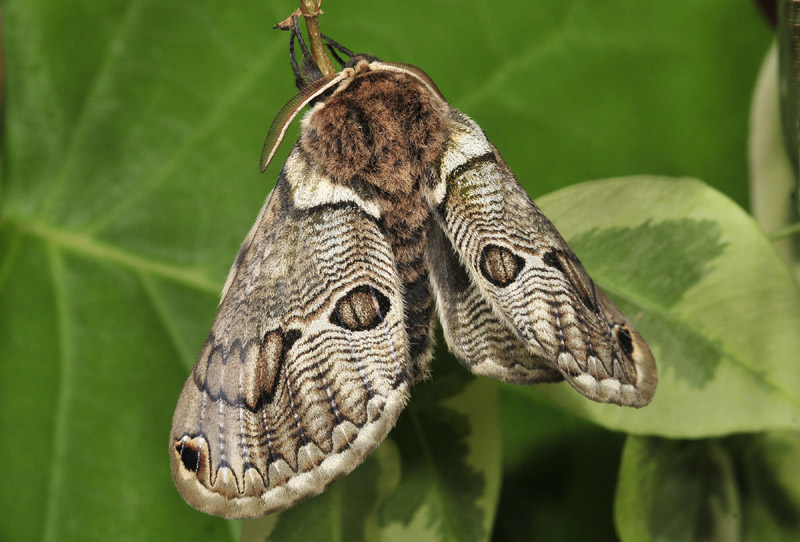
[525,177,800,437]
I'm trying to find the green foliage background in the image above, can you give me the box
[2,1,798,541]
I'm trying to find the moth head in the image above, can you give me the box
[259,29,447,173]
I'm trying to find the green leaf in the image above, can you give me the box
[615,437,741,542]
[526,177,800,437]
[0,0,771,540]
[737,432,800,542]
[498,386,598,474]
[494,390,624,542]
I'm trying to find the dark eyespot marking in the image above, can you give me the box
[330,285,391,331]
[175,435,206,474]
[581,295,596,313]
[614,324,634,357]
[480,244,525,287]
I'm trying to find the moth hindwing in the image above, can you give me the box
[170,55,657,519]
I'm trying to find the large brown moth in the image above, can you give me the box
[170,21,657,519]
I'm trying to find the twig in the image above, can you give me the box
[300,0,335,76]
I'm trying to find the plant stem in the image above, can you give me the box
[300,0,335,76]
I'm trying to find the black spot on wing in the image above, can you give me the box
[614,324,635,357]
[284,329,302,352]
[542,250,565,273]
[175,435,207,474]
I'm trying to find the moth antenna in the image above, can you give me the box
[291,14,313,64]
[259,72,348,172]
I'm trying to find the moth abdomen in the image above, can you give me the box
[400,269,435,380]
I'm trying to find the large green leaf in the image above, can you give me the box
[0,0,771,540]
[527,177,800,437]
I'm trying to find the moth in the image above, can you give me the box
[170,24,657,519]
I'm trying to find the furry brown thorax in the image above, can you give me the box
[300,61,449,196]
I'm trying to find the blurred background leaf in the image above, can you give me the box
[615,437,742,542]
[615,432,800,542]
[0,0,787,541]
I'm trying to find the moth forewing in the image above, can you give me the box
[171,55,656,519]
[427,111,657,406]
[170,157,414,518]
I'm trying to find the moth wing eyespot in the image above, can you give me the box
[175,435,207,474]
[330,285,392,331]
[479,244,526,287]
